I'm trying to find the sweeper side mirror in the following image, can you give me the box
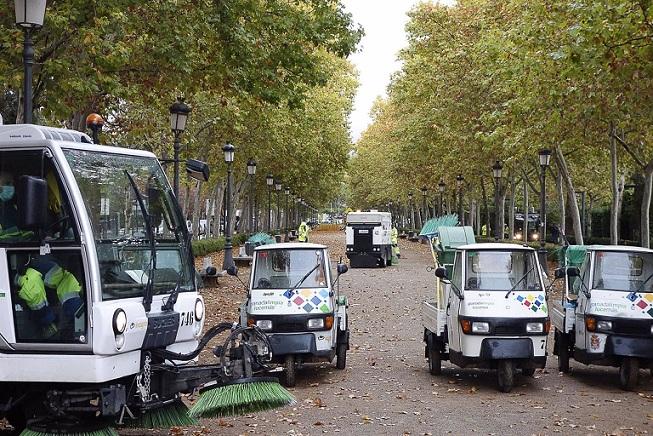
[337,263,348,275]
[435,267,448,279]
[16,175,48,230]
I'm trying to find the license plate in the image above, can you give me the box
[358,230,368,234]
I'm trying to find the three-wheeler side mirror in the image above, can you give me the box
[435,267,448,279]
[16,175,48,230]
[227,265,239,276]
[554,268,566,279]
[186,159,210,182]
[566,266,580,277]
[337,263,349,275]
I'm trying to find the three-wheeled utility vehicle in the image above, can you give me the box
[423,240,549,392]
[552,245,653,390]
[239,243,350,386]
[0,124,282,433]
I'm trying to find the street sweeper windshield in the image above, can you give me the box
[63,149,194,301]
[253,248,327,289]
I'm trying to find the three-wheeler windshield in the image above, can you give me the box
[593,251,653,292]
[464,250,540,291]
[64,149,194,301]
[253,249,327,289]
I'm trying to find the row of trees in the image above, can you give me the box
[0,0,362,238]
[350,0,653,246]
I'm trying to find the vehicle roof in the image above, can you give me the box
[0,124,157,159]
[586,245,653,254]
[457,242,534,251]
[254,242,328,251]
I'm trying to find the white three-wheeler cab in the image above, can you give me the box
[238,243,350,386]
[552,245,653,390]
[424,243,549,392]
[0,124,275,432]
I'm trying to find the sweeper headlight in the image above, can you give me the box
[113,309,127,335]
[195,298,205,321]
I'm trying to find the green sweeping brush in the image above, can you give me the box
[189,377,295,418]
[21,422,118,436]
[122,399,198,428]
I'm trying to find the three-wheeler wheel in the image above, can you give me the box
[497,360,515,393]
[426,337,442,375]
[521,368,536,377]
[555,329,570,373]
[619,357,639,391]
[336,341,347,369]
[281,355,297,387]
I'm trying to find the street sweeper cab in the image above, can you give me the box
[551,245,653,390]
[0,124,292,433]
[238,243,350,386]
[423,242,549,392]
[345,211,392,267]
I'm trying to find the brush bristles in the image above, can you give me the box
[21,428,118,436]
[122,400,198,428]
[189,381,296,418]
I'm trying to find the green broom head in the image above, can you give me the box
[189,377,295,418]
[21,419,118,436]
[122,398,198,428]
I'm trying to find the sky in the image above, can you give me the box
[342,0,422,142]
[342,0,454,143]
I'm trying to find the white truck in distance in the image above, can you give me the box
[345,211,392,268]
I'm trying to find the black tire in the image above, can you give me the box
[427,340,442,375]
[619,357,639,391]
[497,360,515,393]
[556,330,570,373]
[521,368,536,377]
[336,342,347,369]
[386,251,392,266]
[379,255,386,268]
[281,355,296,387]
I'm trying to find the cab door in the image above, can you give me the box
[447,251,464,352]
[574,253,592,350]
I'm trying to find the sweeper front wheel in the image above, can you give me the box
[497,360,515,393]
[619,357,639,391]
[281,355,297,387]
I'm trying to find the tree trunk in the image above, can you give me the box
[191,181,202,240]
[499,187,507,240]
[523,176,529,241]
[509,176,516,239]
[641,162,653,248]
[610,122,620,244]
[556,169,566,237]
[555,146,583,244]
[469,200,476,231]
[211,181,225,238]
[481,177,490,237]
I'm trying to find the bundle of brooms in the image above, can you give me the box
[123,399,198,429]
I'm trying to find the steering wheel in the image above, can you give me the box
[257,278,272,289]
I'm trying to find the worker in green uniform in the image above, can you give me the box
[298,220,309,242]
[391,225,400,261]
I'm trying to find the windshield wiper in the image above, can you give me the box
[288,263,322,292]
[505,266,536,298]
[636,272,653,292]
[125,171,156,312]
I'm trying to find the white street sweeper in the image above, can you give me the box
[0,124,292,434]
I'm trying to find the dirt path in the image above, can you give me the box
[197,231,652,436]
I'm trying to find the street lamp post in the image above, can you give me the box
[15,0,47,124]
[247,158,257,233]
[538,149,552,271]
[438,179,446,216]
[421,186,428,225]
[284,186,290,241]
[169,98,191,198]
[492,160,503,240]
[275,180,282,234]
[266,174,274,232]
[222,143,235,270]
